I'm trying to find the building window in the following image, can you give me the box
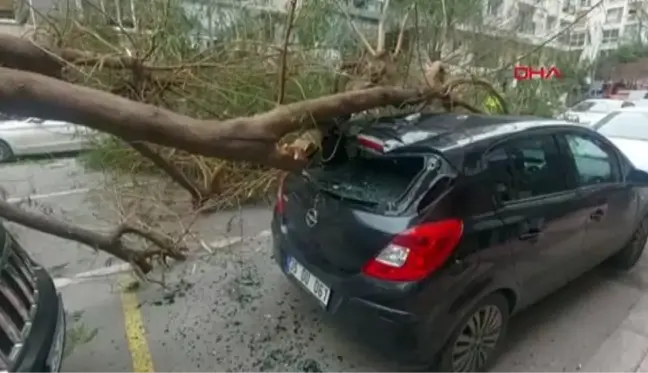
[546,15,556,32]
[0,0,14,20]
[624,24,639,40]
[558,20,571,43]
[0,0,29,23]
[347,0,383,13]
[606,7,623,24]
[570,32,586,47]
[580,0,591,7]
[563,0,576,14]
[487,0,503,16]
[516,4,536,34]
[76,0,135,29]
[102,0,135,28]
[602,29,620,43]
[627,4,641,21]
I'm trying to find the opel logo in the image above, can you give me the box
[305,208,318,227]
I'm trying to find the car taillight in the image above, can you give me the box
[275,174,286,214]
[361,219,463,282]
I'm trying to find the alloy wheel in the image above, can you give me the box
[451,304,503,372]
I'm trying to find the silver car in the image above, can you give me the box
[560,99,635,126]
[0,116,95,162]
[592,107,648,172]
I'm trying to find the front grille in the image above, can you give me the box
[0,231,38,369]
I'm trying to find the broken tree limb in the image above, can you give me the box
[127,141,210,208]
[0,199,186,274]
[0,66,455,170]
[0,34,219,78]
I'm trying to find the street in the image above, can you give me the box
[3,157,648,372]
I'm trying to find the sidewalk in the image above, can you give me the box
[582,293,648,372]
[582,270,648,372]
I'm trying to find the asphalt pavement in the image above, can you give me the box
[4,157,648,372]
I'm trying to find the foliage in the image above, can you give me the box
[56,0,588,207]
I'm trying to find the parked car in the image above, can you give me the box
[615,89,648,101]
[0,220,65,371]
[272,113,648,372]
[0,115,95,162]
[592,107,648,172]
[559,98,634,125]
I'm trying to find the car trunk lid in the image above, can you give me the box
[278,133,441,273]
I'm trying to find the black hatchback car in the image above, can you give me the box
[271,113,648,372]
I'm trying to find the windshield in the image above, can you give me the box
[307,150,429,207]
[594,111,648,141]
[570,100,617,113]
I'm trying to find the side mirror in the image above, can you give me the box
[627,168,648,185]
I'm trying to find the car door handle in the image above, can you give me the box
[519,229,541,241]
[590,208,606,221]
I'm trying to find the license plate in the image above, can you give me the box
[286,256,331,306]
[47,295,66,372]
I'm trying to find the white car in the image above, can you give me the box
[560,99,635,126]
[592,107,648,172]
[0,116,95,162]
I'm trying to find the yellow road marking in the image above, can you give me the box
[119,275,155,372]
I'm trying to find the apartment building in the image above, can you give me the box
[598,0,648,52]
[484,0,648,60]
[2,0,645,64]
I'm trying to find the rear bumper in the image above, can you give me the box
[14,267,66,372]
[272,220,444,366]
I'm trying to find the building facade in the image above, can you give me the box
[1,0,647,64]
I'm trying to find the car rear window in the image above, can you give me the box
[306,149,429,207]
[570,101,596,112]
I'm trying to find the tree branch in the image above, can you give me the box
[0,199,185,273]
[0,66,443,170]
[127,141,210,207]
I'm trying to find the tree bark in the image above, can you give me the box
[0,199,185,273]
[127,141,210,207]
[0,66,441,171]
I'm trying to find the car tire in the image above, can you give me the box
[607,216,648,271]
[434,293,510,372]
[0,140,13,162]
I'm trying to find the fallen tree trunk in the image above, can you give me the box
[0,66,448,170]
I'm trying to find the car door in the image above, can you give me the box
[483,132,587,309]
[0,118,60,154]
[40,119,85,152]
[558,131,636,275]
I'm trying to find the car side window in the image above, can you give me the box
[485,135,566,203]
[565,134,618,186]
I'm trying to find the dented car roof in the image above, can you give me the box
[355,112,578,154]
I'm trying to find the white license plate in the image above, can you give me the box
[286,256,331,306]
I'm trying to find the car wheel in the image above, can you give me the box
[607,216,648,271]
[0,140,13,162]
[435,293,510,372]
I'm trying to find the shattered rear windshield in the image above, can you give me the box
[306,150,429,206]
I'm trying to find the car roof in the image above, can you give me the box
[611,106,648,113]
[576,98,630,104]
[582,98,624,102]
[358,112,582,154]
